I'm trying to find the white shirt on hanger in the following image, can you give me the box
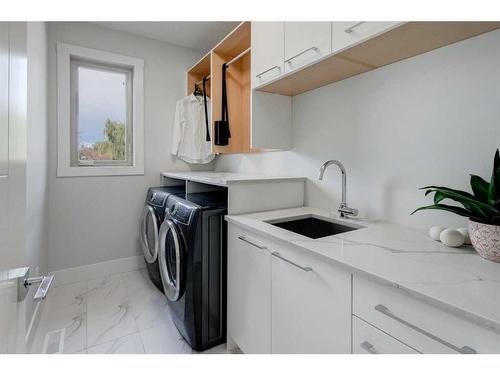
[171,94,214,164]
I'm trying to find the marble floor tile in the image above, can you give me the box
[87,297,138,347]
[31,282,88,354]
[31,268,233,354]
[87,274,128,315]
[121,269,156,293]
[86,273,139,346]
[140,321,192,354]
[128,287,171,331]
[42,281,87,317]
[196,344,228,354]
[87,333,145,354]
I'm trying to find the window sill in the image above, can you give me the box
[57,165,144,177]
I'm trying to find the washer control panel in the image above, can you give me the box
[169,201,195,225]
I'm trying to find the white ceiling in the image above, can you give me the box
[93,22,241,53]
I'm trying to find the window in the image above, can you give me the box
[57,43,144,176]
[71,60,132,166]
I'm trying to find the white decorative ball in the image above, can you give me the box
[456,227,471,245]
[429,226,446,241]
[440,229,465,248]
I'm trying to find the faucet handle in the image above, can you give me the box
[339,203,358,217]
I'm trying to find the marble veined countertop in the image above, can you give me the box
[225,206,500,332]
[162,171,305,187]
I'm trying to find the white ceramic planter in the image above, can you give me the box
[468,219,500,262]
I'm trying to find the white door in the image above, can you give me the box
[0,22,28,354]
[284,22,332,73]
[251,22,284,88]
[271,243,351,353]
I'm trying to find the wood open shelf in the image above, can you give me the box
[258,22,500,96]
[186,22,252,154]
[187,52,211,97]
[211,22,251,154]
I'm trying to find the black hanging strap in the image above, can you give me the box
[221,63,230,136]
[202,76,210,142]
[214,63,231,146]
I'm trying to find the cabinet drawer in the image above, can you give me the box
[332,22,401,52]
[353,275,500,353]
[353,316,418,354]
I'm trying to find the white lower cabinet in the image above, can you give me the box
[271,243,351,353]
[353,316,418,354]
[353,275,500,354]
[227,223,351,354]
[227,226,271,354]
[227,222,500,354]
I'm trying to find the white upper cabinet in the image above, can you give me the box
[284,22,332,73]
[332,22,402,52]
[251,22,284,88]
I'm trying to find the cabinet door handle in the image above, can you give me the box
[238,235,267,250]
[344,21,366,34]
[360,341,377,354]
[374,304,477,354]
[285,46,319,65]
[272,251,312,272]
[256,65,281,79]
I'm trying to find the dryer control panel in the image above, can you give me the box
[147,190,168,207]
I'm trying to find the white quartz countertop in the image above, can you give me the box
[225,206,500,332]
[162,171,305,187]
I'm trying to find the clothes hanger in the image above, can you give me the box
[193,82,203,96]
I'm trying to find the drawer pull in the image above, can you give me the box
[374,304,477,354]
[256,65,281,79]
[238,235,267,250]
[360,341,377,354]
[272,251,312,272]
[344,21,366,34]
[285,46,319,65]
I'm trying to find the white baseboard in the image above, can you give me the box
[50,255,145,287]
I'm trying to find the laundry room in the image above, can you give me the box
[3,1,500,374]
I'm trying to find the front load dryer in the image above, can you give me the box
[158,192,227,351]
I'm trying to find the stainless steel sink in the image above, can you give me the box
[268,216,361,239]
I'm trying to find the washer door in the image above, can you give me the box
[159,219,184,301]
[140,205,159,264]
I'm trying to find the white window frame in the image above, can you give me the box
[57,42,144,177]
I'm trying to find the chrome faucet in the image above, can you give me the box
[318,160,358,218]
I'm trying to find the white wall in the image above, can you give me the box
[47,23,208,271]
[26,22,48,328]
[216,29,500,230]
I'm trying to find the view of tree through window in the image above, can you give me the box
[75,63,129,162]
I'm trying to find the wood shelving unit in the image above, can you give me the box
[211,22,251,154]
[187,52,211,97]
[257,22,500,96]
[186,22,252,154]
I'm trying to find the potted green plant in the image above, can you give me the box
[412,149,500,262]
